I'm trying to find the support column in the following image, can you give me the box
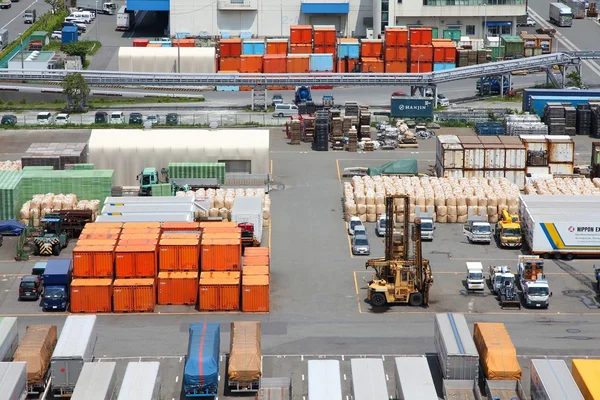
[373,0,382,37]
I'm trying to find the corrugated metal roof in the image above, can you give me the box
[435,313,478,356]
[307,360,342,400]
[53,315,97,359]
[531,359,584,400]
[394,357,437,400]
[350,358,389,400]
[71,362,117,400]
[117,362,160,400]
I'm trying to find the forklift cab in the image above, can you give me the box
[40,216,62,236]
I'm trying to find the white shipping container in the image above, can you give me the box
[504,170,525,190]
[231,196,263,243]
[530,359,584,400]
[484,147,506,169]
[0,362,27,400]
[104,196,195,204]
[95,213,195,222]
[546,135,574,163]
[548,163,574,175]
[101,204,197,214]
[436,135,464,169]
[503,144,527,169]
[519,135,548,152]
[307,360,342,400]
[484,170,505,179]
[71,362,117,400]
[462,144,485,170]
[117,362,161,400]
[525,166,550,175]
[394,357,437,400]
[0,317,18,361]
[464,170,485,179]
[436,165,464,179]
[350,359,389,400]
[434,313,479,380]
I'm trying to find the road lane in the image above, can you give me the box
[0,0,50,49]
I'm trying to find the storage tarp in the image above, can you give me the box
[473,323,521,380]
[13,325,57,385]
[228,321,261,382]
[184,323,220,389]
[0,220,25,235]
[367,159,418,176]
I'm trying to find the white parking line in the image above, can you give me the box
[175,376,178,383]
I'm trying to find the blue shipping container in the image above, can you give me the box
[433,63,455,71]
[61,26,78,45]
[216,86,240,91]
[530,95,600,116]
[242,40,266,55]
[522,88,600,111]
[309,54,333,72]
[337,43,359,59]
[184,323,220,396]
[43,259,72,286]
[390,97,434,119]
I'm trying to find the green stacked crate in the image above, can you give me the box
[22,166,55,171]
[73,164,94,170]
[168,162,226,184]
[150,183,172,196]
[0,170,23,219]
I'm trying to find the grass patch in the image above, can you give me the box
[0,122,276,130]
[0,97,204,111]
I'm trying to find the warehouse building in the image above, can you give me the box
[167,0,525,39]
[88,129,270,186]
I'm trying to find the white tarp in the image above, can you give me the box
[118,47,216,73]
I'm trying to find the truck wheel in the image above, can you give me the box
[278,113,283,117]
[52,244,61,256]
[409,292,424,306]
[542,253,551,259]
[553,252,561,260]
[563,253,574,261]
[370,293,386,307]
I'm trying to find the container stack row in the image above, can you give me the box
[241,247,270,312]
[519,134,575,176]
[383,27,408,73]
[519,32,552,57]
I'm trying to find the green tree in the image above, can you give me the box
[45,0,64,14]
[566,71,583,88]
[61,73,90,111]
[62,41,90,65]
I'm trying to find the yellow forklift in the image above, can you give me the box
[365,195,434,307]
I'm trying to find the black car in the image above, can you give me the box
[166,113,179,126]
[95,111,108,124]
[1,114,17,126]
[129,112,143,125]
[19,275,43,301]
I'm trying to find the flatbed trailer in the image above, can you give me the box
[443,380,482,400]
[485,380,527,400]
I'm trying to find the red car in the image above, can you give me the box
[392,91,407,97]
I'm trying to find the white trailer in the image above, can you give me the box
[0,317,18,361]
[350,358,389,400]
[307,360,342,400]
[231,196,263,244]
[95,213,194,222]
[71,362,117,400]
[530,359,584,400]
[51,315,98,397]
[434,313,479,381]
[549,2,573,26]
[101,204,197,214]
[117,362,161,400]
[76,0,117,14]
[394,357,437,400]
[0,362,27,400]
[116,6,135,31]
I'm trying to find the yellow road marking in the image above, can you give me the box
[346,221,354,259]
[353,270,359,295]
[270,159,273,176]
[336,159,341,182]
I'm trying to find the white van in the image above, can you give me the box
[110,111,124,124]
[68,12,92,23]
[466,262,485,291]
[273,104,298,117]
[36,112,53,125]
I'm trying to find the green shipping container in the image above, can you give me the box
[168,162,226,184]
[431,27,438,39]
[486,46,505,61]
[500,35,524,58]
[0,170,23,220]
[150,183,172,196]
[443,29,461,41]
[73,164,94,170]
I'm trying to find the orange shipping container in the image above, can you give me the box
[360,39,383,58]
[286,54,310,73]
[410,28,433,46]
[70,279,113,313]
[74,239,117,247]
[243,256,269,266]
[219,57,241,72]
[385,46,408,61]
[202,232,241,240]
[157,271,198,305]
[240,55,263,73]
[199,271,240,311]
[385,60,408,73]
[266,39,289,54]
[123,222,161,230]
[385,27,409,47]
[159,239,200,271]
[263,54,287,73]
[201,238,242,271]
[79,231,121,241]
[241,275,270,312]
[361,57,384,73]
[242,264,270,276]
[84,222,123,229]
[161,232,201,240]
[115,245,158,278]
[290,25,313,44]
[118,239,158,248]
[73,245,115,278]
[432,41,457,63]
[118,229,161,236]
[173,38,195,47]
[219,38,242,57]
[336,58,357,73]
[289,44,312,54]
[118,233,160,241]
[410,61,433,73]
[200,221,238,229]
[161,222,200,232]
[113,278,156,313]
[244,247,270,257]
[146,43,162,48]
[313,26,336,45]
[202,226,241,234]
[410,45,433,63]
[313,45,336,58]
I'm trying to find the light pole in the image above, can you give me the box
[18,33,24,70]
[95,0,99,42]
[483,3,487,40]
[177,39,181,73]
[280,0,283,36]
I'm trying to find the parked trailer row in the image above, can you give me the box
[117,362,161,400]
[350,358,389,400]
[0,317,18,361]
[71,362,117,400]
[530,359,583,400]
[307,360,342,400]
[395,356,437,400]
[434,313,479,381]
[0,362,27,400]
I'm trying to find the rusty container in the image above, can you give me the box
[266,39,289,54]
[242,264,270,276]
[263,54,287,73]
[240,55,264,73]
[73,245,115,278]
[219,38,243,57]
[70,279,113,313]
[243,255,269,266]
[241,275,270,312]
[201,238,242,271]
[115,244,158,278]
[290,25,313,44]
[157,271,199,305]
[122,222,161,230]
[159,238,200,271]
[112,278,156,312]
[244,247,270,257]
[198,271,240,311]
[161,222,200,232]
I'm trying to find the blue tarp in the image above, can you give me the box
[184,323,220,392]
[0,220,25,235]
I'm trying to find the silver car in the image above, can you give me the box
[352,234,370,256]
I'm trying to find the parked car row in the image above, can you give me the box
[348,216,371,256]
[95,111,179,125]
[61,10,97,33]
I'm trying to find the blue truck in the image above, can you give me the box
[42,259,72,311]
[294,86,312,105]
[476,77,512,95]
[184,323,220,397]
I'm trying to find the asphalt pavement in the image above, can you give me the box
[0,0,50,48]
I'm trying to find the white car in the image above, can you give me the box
[50,31,62,40]
[376,216,387,237]
[146,114,161,124]
[437,93,450,107]
[54,113,71,125]
[348,216,364,236]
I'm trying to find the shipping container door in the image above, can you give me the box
[218,159,251,173]
[309,16,342,32]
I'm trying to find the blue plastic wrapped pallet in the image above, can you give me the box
[475,122,504,136]
[309,54,333,71]
[184,323,220,397]
[242,40,265,55]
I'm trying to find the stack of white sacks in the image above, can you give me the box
[19,194,101,227]
[344,176,520,224]
[0,161,21,170]
[175,188,272,227]
[524,177,600,195]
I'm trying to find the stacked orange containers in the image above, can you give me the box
[360,39,384,72]
[432,39,457,65]
[172,39,195,47]
[313,25,336,68]
[266,39,289,54]
[241,247,270,312]
[286,54,310,73]
[240,55,264,73]
[199,271,241,311]
[219,38,242,71]
[384,27,409,73]
[290,25,313,54]
[409,27,434,73]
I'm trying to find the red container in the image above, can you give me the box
[385,61,408,73]
[410,61,433,73]
[361,57,384,73]
[266,39,289,54]
[290,25,313,44]
[286,54,310,73]
[263,54,287,73]
[313,26,336,45]
[360,39,383,58]
[70,279,113,313]
[313,45,336,59]
[410,28,433,46]
[199,271,240,311]
[244,247,270,257]
[159,238,200,272]
[73,245,115,278]
[240,55,264,73]
[410,45,434,63]
[219,38,242,57]
[115,245,158,278]
[113,278,156,313]
[161,222,200,232]
[384,27,409,47]
[289,44,312,54]
[337,58,358,73]
[133,39,149,47]
[241,274,269,312]
[157,271,198,305]
[432,40,456,63]
[201,238,242,271]
[219,57,241,72]
[385,46,408,61]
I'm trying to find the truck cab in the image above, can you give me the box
[496,209,522,248]
[489,265,511,295]
[463,219,492,244]
[419,216,435,240]
[42,259,72,311]
[43,286,69,310]
[136,167,159,196]
[466,262,485,291]
[522,279,551,308]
